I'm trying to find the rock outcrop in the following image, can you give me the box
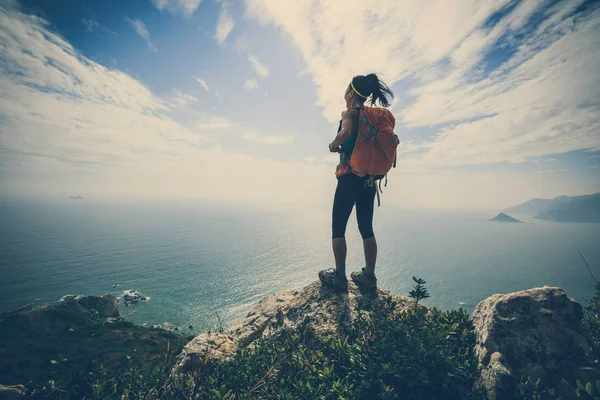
[62,294,121,318]
[172,281,412,375]
[472,286,596,399]
[120,289,149,306]
[0,294,187,388]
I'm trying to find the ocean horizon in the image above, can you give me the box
[1,198,598,334]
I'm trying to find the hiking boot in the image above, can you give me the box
[319,268,348,289]
[351,268,377,289]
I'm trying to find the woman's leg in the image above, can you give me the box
[331,174,357,277]
[356,181,377,277]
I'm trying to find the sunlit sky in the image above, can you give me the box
[1,0,599,210]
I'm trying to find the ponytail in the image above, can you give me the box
[351,74,394,107]
[366,73,393,107]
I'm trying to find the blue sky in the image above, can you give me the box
[1,0,599,209]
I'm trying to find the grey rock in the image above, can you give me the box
[172,281,412,376]
[172,333,238,374]
[472,286,593,399]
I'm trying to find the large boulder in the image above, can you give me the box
[472,286,595,399]
[172,281,412,375]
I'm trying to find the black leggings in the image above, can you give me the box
[332,173,376,239]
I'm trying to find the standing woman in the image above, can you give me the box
[319,74,395,289]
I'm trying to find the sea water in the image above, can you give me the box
[1,199,598,333]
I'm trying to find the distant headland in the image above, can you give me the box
[502,193,600,223]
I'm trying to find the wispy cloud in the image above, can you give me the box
[195,116,293,145]
[1,1,598,209]
[241,131,294,145]
[195,116,237,131]
[214,1,235,45]
[194,77,209,91]
[0,5,309,206]
[81,18,99,32]
[244,78,258,90]
[127,18,157,52]
[80,17,117,35]
[151,0,202,16]
[248,55,269,78]
[243,0,517,121]
[167,90,198,110]
[235,34,251,53]
[215,88,226,104]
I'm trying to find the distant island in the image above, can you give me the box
[503,193,600,223]
[490,212,521,223]
[69,195,84,200]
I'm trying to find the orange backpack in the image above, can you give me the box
[336,107,399,206]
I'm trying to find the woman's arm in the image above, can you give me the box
[329,109,357,152]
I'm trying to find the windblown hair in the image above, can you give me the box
[351,74,394,107]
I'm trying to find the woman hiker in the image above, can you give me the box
[319,74,396,290]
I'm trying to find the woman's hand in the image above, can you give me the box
[329,142,341,153]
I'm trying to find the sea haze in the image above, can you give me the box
[1,198,598,332]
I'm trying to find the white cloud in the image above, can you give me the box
[244,0,600,171]
[151,0,202,16]
[128,18,157,52]
[194,77,209,91]
[215,88,226,104]
[244,0,507,121]
[1,1,598,210]
[167,90,199,110]
[214,2,235,45]
[248,55,269,78]
[0,4,312,208]
[244,78,258,90]
[195,116,237,131]
[194,115,293,145]
[399,7,600,168]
